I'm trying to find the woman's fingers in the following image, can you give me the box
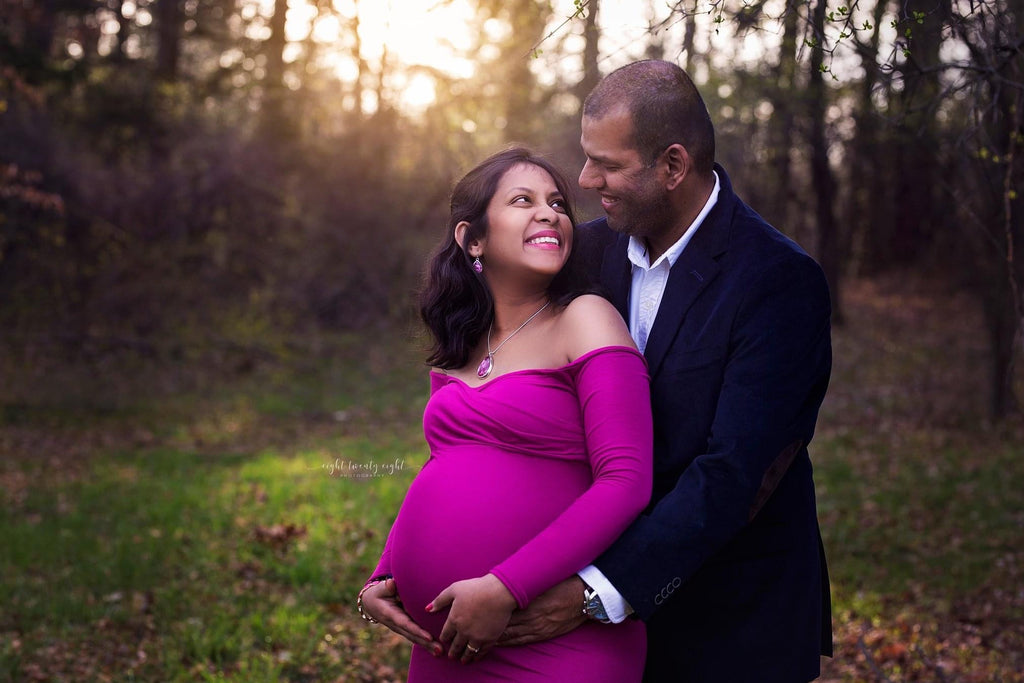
[438,613,456,645]
[386,608,438,649]
[362,582,442,653]
[446,629,471,661]
[461,639,490,664]
[426,582,456,614]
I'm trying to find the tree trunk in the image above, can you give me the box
[25,0,57,68]
[575,0,600,111]
[808,0,843,323]
[261,0,289,135]
[682,10,696,75]
[644,0,664,60]
[877,0,949,266]
[156,0,182,81]
[372,43,390,120]
[350,1,368,117]
[501,0,546,143]
[986,1,1024,417]
[264,0,287,89]
[767,2,799,240]
[844,0,891,276]
[114,0,129,61]
[984,270,1021,418]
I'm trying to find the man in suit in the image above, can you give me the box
[500,59,834,682]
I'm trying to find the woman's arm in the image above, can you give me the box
[429,297,653,658]
[489,344,653,606]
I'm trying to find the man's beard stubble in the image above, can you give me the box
[606,187,675,245]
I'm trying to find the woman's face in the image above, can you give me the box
[474,163,573,283]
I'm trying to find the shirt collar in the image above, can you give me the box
[626,170,721,270]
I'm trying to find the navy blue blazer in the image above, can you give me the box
[580,165,833,683]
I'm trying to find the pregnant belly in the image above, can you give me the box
[390,446,591,638]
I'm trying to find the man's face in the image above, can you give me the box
[579,107,672,239]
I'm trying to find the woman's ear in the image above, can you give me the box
[454,221,483,257]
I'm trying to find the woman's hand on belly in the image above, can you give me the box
[361,578,444,656]
[427,573,518,664]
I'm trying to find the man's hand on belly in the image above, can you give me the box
[498,576,587,646]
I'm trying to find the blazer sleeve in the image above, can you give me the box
[594,252,832,620]
[489,347,653,608]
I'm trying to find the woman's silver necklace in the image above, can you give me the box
[476,301,551,379]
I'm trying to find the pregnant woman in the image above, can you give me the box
[357,148,652,682]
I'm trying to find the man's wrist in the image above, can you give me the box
[577,565,631,623]
[581,580,612,623]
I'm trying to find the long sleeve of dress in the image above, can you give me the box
[490,347,653,608]
[368,523,396,583]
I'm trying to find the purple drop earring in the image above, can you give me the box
[472,257,483,273]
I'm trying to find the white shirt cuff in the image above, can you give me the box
[578,565,633,624]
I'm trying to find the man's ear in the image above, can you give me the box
[661,144,692,191]
[454,221,483,256]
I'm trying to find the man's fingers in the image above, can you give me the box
[498,611,586,647]
[504,610,531,629]
[498,623,538,647]
[498,609,548,645]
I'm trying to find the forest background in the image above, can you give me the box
[1,0,1023,681]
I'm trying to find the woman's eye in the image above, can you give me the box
[512,195,531,204]
[551,199,567,212]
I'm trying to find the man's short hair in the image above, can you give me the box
[584,60,715,175]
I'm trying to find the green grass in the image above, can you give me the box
[1,439,428,681]
[1,338,428,682]
[817,432,1024,600]
[1,280,1022,682]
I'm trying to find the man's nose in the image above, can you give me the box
[578,160,601,189]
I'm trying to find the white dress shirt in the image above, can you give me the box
[578,171,721,622]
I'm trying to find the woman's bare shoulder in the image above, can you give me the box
[557,294,636,359]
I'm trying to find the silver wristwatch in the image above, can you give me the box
[583,583,612,623]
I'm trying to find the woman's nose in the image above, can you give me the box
[536,202,557,223]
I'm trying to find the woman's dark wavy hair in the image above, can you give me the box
[421,147,589,370]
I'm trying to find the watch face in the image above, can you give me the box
[585,591,609,621]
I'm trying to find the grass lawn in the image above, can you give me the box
[2,276,1022,682]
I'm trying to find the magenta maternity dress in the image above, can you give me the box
[366,345,653,682]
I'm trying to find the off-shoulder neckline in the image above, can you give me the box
[430,345,644,390]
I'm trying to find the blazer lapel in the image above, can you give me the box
[596,165,738,377]
[643,249,720,377]
[643,168,735,377]
[600,234,632,322]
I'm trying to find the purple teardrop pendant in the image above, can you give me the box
[477,354,493,378]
